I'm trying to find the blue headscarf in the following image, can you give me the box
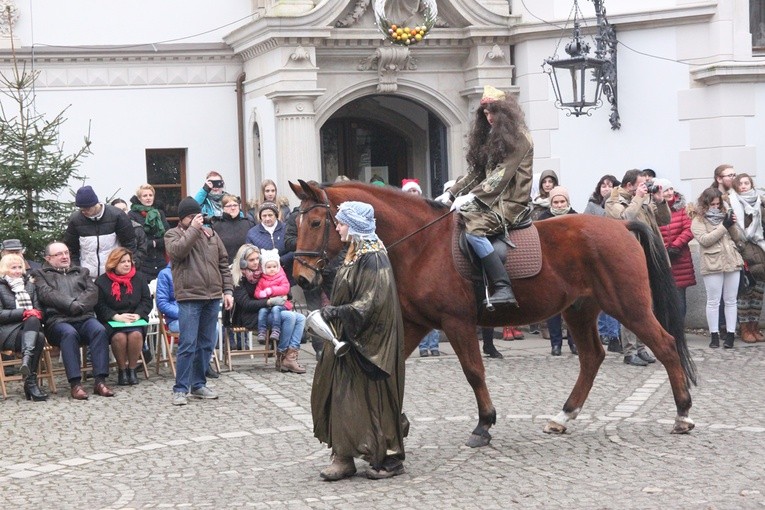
[336,201,377,240]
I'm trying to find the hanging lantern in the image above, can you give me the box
[373,0,437,46]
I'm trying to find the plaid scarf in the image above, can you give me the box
[4,276,33,310]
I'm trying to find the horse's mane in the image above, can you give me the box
[321,181,450,212]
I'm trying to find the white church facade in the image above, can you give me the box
[1,0,763,218]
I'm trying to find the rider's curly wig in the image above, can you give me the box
[466,95,527,171]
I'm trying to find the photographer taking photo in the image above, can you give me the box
[606,168,671,366]
[194,171,228,222]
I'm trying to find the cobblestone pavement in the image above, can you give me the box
[2,333,764,509]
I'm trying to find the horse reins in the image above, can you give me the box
[385,209,454,250]
[295,194,454,269]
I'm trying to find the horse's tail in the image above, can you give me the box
[626,221,698,387]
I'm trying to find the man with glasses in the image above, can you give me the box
[33,242,115,399]
[64,185,136,278]
[713,164,736,200]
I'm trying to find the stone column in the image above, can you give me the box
[267,91,324,203]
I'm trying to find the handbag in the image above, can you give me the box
[738,264,756,295]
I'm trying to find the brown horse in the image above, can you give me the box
[289,180,697,447]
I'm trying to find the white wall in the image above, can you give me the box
[29,84,239,202]
[13,0,252,46]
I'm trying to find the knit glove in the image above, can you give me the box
[265,287,273,296]
[256,289,268,299]
[722,212,735,229]
[667,247,681,260]
[22,308,43,321]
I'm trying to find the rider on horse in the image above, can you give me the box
[437,85,534,308]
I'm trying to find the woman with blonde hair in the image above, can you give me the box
[249,179,291,222]
[0,253,48,400]
[94,248,152,385]
[129,183,170,281]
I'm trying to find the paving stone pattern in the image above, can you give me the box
[1,333,763,509]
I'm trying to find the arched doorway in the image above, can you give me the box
[320,95,448,196]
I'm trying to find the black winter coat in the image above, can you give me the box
[128,198,171,281]
[227,278,269,329]
[0,276,40,347]
[211,214,256,264]
[32,264,98,329]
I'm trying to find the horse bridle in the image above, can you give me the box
[293,200,336,275]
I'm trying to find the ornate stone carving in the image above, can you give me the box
[335,0,370,28]
[290,45,311,62]
[357,46,417,93]
[479,44,511,66]
[0,0,19,37]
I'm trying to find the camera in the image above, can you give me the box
[644,180,660,193]
[210,179,224,188]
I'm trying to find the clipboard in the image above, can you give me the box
[108,318,149,328]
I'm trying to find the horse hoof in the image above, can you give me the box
[465,433,491,448]
[543,420,567,435]
[671,417,695,434]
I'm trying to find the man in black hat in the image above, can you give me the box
[165,197,234,406]
[1,239,41,271]
[64,185,136,278]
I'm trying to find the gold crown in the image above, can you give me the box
[480,85,506,105]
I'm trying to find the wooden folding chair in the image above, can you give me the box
[0,343,57,399]
[156,312,178,376]
[221,307,277,371]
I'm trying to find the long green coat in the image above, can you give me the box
[311,240,408,468]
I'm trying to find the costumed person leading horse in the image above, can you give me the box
[436,85,534,308]
[312,201,408,481]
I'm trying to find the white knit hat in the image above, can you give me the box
[260,249,280,267]
[336,201,376,238]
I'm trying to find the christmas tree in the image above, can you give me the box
[0,6,91,257]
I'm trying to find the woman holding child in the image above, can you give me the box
[229,244,306,373]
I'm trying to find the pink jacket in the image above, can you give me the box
[254,268,292,310]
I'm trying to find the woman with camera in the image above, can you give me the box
[690,188,744,349]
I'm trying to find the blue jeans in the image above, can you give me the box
[418,330,440,351]
[597,312,620,338]
[48,318,110,382]
[174,299,220,394]
[278,311,305,352]
[257,305,284,334]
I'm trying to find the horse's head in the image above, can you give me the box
[288,179,343,289]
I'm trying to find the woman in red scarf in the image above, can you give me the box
[95,248,152,386]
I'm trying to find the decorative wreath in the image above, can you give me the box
[373,0,438,46]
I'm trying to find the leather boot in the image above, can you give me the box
[723,331,735,349]
[126,368,139,385]
[753,322,764,341]
[320,454,356,481]
[24,373,48,401]
[709,332,719,349]
[280,348,306,374]
[117,369,128,386]
[741,322,757,343]
[480,251,518,308]
[19,331,40,378]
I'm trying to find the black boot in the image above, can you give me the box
[126,368,139,385]
[117,369,128,386]
[24,373,48,401]
[19,331,40,378]
[723,332,734,349]
[480,251,518,308]
[709,332,719,349]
